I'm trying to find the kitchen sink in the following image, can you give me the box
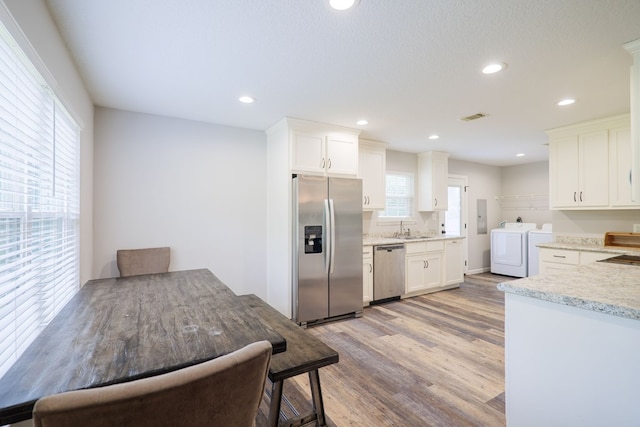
[399,236,429,240]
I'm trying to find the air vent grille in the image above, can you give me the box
[461,113,488,121]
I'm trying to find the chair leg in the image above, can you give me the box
[308,370,327,427]
[268,380,284,427]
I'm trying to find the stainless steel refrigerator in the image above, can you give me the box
[292,175,363,325]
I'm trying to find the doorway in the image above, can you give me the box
[446,175,468,273]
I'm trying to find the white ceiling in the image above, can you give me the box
[44,0,640,166]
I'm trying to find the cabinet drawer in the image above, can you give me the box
[405,240,444,254]
[363,246,373,259]
[540,249,579,265]
[579,251,616,265]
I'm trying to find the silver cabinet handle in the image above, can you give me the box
[321,158,326,169]
[553,255,566,259]
[579,191,583,202]
[369,264,372,273]
[327,158,332,169]
[573,192,577,202]
[434,198,438,207]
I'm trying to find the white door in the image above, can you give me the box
[445,175,468,274]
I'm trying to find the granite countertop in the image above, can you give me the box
[537,241,640,255]
[363,235,464,246]
[498,262,640,320]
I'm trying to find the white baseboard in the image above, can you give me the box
[466,267,491,275]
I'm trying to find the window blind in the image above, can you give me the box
[0,20,80,378]
[381,173,414,218]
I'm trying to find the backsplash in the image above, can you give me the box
[554,234,605,246]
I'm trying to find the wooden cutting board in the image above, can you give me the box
[604,232,640,248]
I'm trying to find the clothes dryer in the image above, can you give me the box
[490,223,537,277]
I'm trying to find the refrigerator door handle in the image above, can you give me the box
[324,198,331,275]
[329,198,336,275]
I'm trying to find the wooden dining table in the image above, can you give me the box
[0,269,287,425]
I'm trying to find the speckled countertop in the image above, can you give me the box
[498,262,640,320]
[536,242,640,255]
[363,235,464,246]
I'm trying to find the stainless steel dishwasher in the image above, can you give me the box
[373,244,405,302]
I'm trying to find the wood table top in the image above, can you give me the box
[0,269,286,425]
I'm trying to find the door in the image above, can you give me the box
[328,177,363,317]
[293,175,329,323]
[445,175,468,274]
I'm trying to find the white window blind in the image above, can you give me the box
[380,172,414,218]
[0,20,80,378]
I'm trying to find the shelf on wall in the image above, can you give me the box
[496,194,549,211]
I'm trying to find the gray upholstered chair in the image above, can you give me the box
[32,340,272,427]
[116,246,170,277]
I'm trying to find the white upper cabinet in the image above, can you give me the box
[609,126,638,207]
[417,151,449,211]
[548,114,636,210]
[289,121,359,177]
[358,139,386,210]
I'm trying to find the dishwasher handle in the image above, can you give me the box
[376,245,405,252]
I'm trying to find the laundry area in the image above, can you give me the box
[490,220,553,278]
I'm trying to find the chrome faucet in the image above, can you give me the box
[399,221,409,237]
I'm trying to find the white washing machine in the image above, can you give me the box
[527,224,553,276]
[490,223,537,277]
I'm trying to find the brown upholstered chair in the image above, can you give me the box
[32,340,272,427]
[116,246,170,277]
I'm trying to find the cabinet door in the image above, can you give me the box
[363,247,373,304]
[359,147,386,210]
[417,151,449,211]
[579,130,609,207]
[550,135,580,208]
[291,131,326,175]
[405,252,442,293]
[609,126,638,207]
[432,155,448,210]
[445,239,463,285]
[406,255,427,293]
[540,261,576,275]
[326,134,358,176]
[423,252,443,290]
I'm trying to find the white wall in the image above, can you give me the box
[500,161,552,227]
[93,108,268,297]
[449,159,503,273]
[552,209,640,237]
[2,0,94,286]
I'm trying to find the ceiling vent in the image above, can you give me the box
[460,113,488,121]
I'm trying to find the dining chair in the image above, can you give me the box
[116,246,170,277]
[32,340,272,427]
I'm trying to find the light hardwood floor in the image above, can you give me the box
[256,273,515,427]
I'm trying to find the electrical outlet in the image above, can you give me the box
[634,224,640,233]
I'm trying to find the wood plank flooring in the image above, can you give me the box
[256,273,515,427]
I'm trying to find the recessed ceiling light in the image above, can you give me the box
[428,134,439,140]
[557,98,575,106]
[238,96,255,104]
[329,0,359,10]
[357,119,368,125]
[516,153,525,157]
[482,62,507,74]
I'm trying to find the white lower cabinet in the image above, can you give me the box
[539,248,617,274]
[404,241,444,295]
[445,239,464,285]
[363,246,373,305]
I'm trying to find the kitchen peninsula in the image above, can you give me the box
[498,261,640,427]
